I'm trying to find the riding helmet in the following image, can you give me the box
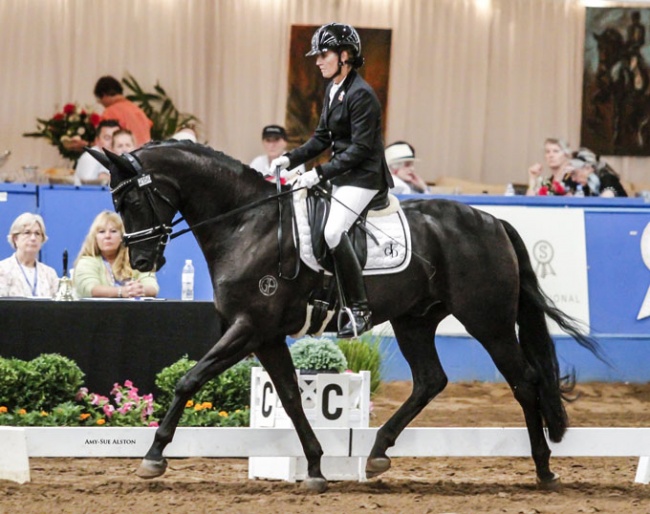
[306,23,363,65]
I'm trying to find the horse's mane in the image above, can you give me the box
[138,139,268,183]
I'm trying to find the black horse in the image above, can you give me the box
[91,140,601,492]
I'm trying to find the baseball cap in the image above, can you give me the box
[385,142,419,167]
[262,125,287,140]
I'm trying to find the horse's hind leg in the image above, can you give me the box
[366,312,447,479]
[137,318,258,479]
[255,339,327,493]
[470,327,559,489]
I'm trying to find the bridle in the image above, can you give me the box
[111,152,301,276]
[110,153,180,265]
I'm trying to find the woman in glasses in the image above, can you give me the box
[73,210,158,299]
[0,212,59,297]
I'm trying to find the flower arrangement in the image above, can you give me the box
[537,178,568,196]
[23,103,101,163]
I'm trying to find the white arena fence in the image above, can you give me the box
[1,426,648,485]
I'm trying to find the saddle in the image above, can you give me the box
[306,185,390,272]
[291,186,410,338]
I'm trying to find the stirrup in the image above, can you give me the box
[337,307,372,339]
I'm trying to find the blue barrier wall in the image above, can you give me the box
[2,185,649,382]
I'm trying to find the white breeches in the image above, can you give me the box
[324,185,379,248]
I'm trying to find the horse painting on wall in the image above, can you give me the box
[285,25,391,168]
[581,8,650,156]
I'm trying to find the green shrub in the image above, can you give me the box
[337,335,383,394]
[289,337,348,372]
[155,356,257,415]
[26,354,85,411]
[0,358,23,409]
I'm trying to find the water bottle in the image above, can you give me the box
[504,183,516,196]
[181,259,195,301]
[575,184,585,197]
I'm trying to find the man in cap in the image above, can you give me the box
[384,141,430,194]
[250,124,305,179]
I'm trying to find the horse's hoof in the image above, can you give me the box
[301,477,328,493]
[135,458,168,479]
[365,456,391,478]
[537,472,561,491]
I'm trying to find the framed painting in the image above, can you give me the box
[285,25,392,166]
[581,8,650,156]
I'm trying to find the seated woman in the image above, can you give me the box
[0,212,59,297]
[526,138,573,196]
[567,148,628,197]
[73,210,159,298]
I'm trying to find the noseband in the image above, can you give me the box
[110,153,180,262]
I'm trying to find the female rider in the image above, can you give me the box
[271,23,393,338]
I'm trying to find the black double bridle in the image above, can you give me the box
[111,153,300,277]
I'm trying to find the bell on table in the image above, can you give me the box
[53,249,75,301]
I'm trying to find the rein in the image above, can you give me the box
[112,152,303,278]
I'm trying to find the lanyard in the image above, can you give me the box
[102,257,125,286]
[15,255,38,297]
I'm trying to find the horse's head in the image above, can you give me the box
[594,28,626,66]
[86,147,178,272]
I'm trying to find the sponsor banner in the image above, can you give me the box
[437,206,589,336]
[585,211,650,334]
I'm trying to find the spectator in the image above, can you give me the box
[73,211,159,299]
[0,213,59,297]
[75,119,121,185]
[384,141,430,194]
[250,124,305,180]
[111,129,136,155]
[526,138,573,196]
[170,124,198,143]
[94,75,153,147]
[567,148,628,197]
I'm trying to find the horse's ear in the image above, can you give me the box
[104,148,137,189]
[84,146,112,170]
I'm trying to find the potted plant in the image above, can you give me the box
[289,336,348,374]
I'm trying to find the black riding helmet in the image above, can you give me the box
[306,22,364,69]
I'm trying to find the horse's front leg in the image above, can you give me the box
[255,339,327,493]
[136,317,258,479]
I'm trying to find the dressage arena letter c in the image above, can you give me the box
[321,383,344,420]
[261,381,274,418]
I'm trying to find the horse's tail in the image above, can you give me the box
[500,220,606,443]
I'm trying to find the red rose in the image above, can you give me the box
[537,186,549,196]
[89,113,101,127]
[52,113,64,121]
[63,103,76,115]
[551,181,565,195]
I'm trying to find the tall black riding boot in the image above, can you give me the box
[331,232,373,338]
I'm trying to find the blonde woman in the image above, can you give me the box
[74,211,159,298]
[0,212,59,297]
[526,138,573,196]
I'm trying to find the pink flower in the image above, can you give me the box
[75,387,89,401]
[148,421,159,427]
[103,404,115,418]
[124,380,134,389]
[90,393,108,406]
[118,402,134,415]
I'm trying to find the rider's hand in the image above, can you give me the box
[270,155,290,172]
[296,169,320,189]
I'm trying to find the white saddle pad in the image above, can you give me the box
[292,189,412,276]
